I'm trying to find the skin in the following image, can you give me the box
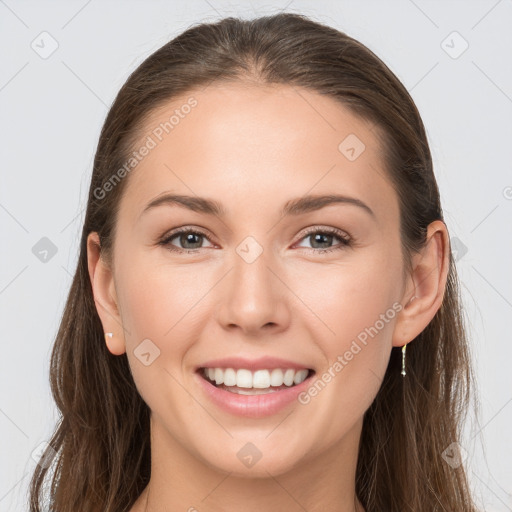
[87,82,449,512]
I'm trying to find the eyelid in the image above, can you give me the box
[158,225,353,252]
[293,225,351,244]
[159,226,216,249]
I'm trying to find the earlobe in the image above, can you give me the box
[86,232,127,355]
[104,331,125,356]
[392,220,450,347]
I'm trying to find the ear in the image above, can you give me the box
[392,220,450,347]
[86,232,126,355]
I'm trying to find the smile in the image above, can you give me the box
[195,365,316,418]
[201,367,311,393]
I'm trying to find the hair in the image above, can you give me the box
[29,12,479,512]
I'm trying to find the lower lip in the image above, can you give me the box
[195,370,315,418]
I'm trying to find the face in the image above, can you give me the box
[91,82,410,477]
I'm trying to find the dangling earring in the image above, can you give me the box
[401,295,416,377]
[401,343,407,377]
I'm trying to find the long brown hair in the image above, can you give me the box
[29,12,479,511]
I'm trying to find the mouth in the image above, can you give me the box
[197,367,316,395]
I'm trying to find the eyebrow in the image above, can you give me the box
[140,193,375,220]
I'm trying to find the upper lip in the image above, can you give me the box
[196,356,314,372]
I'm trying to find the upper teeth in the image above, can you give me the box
[203,367,310,388]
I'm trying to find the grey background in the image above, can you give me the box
[1,0,511,510]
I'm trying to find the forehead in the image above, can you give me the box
[119,82,398,227]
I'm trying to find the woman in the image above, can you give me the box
[29,12,478,512]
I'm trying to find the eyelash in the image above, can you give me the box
[157,226,353,255]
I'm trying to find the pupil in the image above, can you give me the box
[181,233,201,249]
[178,233,334,250]
[312,233,332,249]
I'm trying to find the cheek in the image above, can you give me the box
[115,248,206,337]
[293,250,401,408]
[113,254,208,414]
[295,252,400,349]
[291,258,401,442]
[113,250,225,396]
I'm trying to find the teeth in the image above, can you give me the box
[214,368,224,385]
[202,367,310,388]
[270,369,284,386]
[252,369,270,388]
[223,368,237,386]
[237,369,253,388]
[283,368,295,386]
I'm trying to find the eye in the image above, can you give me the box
[158,227,214,253]
[158,226,353,254]
[294,227,352,254]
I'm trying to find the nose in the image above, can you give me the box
[215,246,291,336]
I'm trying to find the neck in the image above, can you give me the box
[135,415,365,512]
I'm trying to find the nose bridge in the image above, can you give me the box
[232,234,277,308]
[216,234,289,332]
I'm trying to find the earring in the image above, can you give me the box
[105,332,113,343]
[401,343,407,377]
